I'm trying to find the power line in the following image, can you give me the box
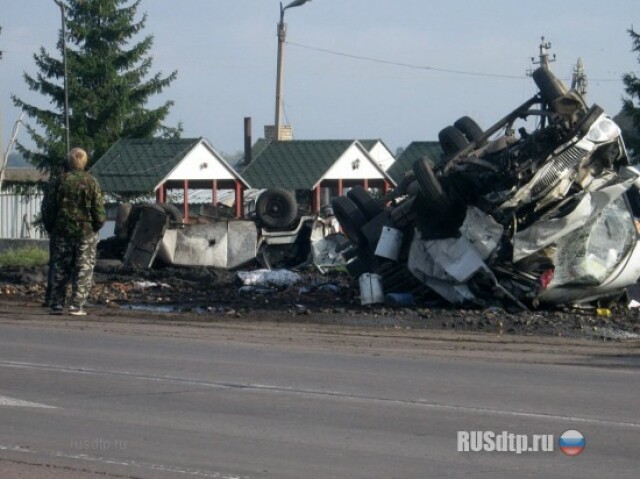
[287,41,621,82]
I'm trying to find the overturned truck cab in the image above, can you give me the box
[113,188,337,271]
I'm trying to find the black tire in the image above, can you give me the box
[397,170,415,193]
[256,188,298,230]
[453,116,484,142]
[412,157,451,211]
[383,170,414,203]
[114,203,132,239]
[406,179,421,197]
[159,203,184,224]
[532,66,568,104]
[438,125,470,157]
[347,185,383,220]
[331,196,367,246]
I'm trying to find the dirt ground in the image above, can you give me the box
[1,259,640,344]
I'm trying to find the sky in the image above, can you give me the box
[1,0,639,159]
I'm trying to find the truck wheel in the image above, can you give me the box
[347,185,383,220]
[159,203,184,224]
[114,203,132,239]
[453,116,484,142]
[331,196,367,246]
[438,125,469,157]
[412,157,452,211]
[256,188,298,230]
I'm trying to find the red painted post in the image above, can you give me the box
[314,185,321,213]
[183,180,189,221]
[235,182,243,218]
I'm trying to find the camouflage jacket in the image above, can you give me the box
[41,176,60,235]
[45,171,106,239]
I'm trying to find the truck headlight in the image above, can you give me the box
[586,116,621,143]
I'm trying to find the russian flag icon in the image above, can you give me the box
[559,430,585,456]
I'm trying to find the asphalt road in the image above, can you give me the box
[0,309,638,478]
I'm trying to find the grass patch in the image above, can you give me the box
[0,247,49,267]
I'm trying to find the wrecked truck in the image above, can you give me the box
[109,187,341,271]
[332,65,640,308]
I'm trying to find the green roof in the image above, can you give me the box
[250,138,272,161]
[242,140,367,190]
[387,141,444,183]
[90,138,201,193]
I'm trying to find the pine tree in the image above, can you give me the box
[12,0,179,172]
[622,27,640,156]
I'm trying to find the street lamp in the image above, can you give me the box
[274,0,311,141]
[53,0,70,154]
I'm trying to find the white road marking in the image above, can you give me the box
[0,444,248,478]
[1,359,638,429]
[0,395,57,409]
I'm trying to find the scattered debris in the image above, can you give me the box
[133,281,171,291]
[236,269,301,288]
[1,261,639,340]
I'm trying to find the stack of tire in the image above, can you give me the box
[331,116,484,295]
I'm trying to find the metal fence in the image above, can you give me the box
[0,193,46,239]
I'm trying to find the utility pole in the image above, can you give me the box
[273,0,311,141]
[531,36,556,69]
[571,58,588,98]
[274,3,287,141]
[53,0,71,154]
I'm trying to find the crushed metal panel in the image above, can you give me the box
[539,242,640,305]
[158,221,257,269]
[407,229,483,304]
[123,206,168,268]
[550,195,636,287]
[458,206,503,260]
[512,177,636,262]
[159,223,229,267]
[227,221,259,269]
[312,233,349,271]
[406,207,507,305]
[537,194,640,305]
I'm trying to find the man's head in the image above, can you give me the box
[67,148,88,171]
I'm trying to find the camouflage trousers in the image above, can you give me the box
[51,232,98,309]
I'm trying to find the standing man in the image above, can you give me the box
[48,148,105,316]
[41,169,60,307]
[41,163,67,307]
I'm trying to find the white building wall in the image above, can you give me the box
[166,142,237,181]
[369,142,396,171]
[323,145,385,181]
[0,193,46,239]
